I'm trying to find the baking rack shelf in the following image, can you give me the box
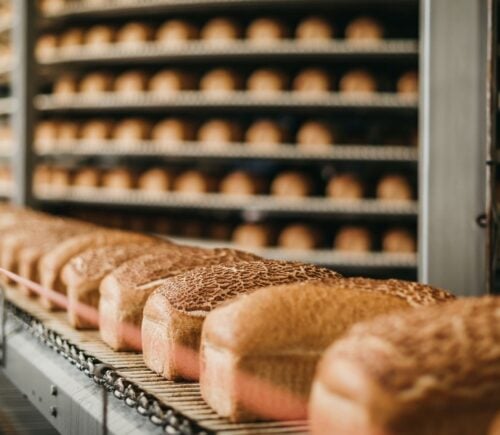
[37,40,418,66]
[171,236,418,268]
[36,141,418,163]
[35,92,418,113]
[35,187,419,217]
[3,287,308,434]
[40,0,416,20]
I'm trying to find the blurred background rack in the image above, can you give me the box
[1,0,495,295]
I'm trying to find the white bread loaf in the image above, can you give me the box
[99,247,260,351]
[62,241,169,329]
[201,278,454,422]
[38,231,156,310]
[309,296,497,435]
[142,261,340,381]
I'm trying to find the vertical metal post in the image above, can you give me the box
[11,0,36,207]
[419,0,490,295]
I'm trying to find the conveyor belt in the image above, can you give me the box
[4,287,308,434]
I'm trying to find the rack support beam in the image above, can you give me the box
[419,0,491,295]
[12,0,36,207]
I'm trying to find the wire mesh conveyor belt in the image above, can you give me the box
[4,287,309,434]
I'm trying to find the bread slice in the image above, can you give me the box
[142,261,340,382]
[309,296,499,435]
[99,247,260,352]
[200,277,454,422]
[38,230,157,310]
[61,241,169,329]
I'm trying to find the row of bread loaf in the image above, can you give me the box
[37,16,388,58]
[71,210,416,253]
[1,204,497,433]
[51,68,418,96]
[34,165,415,200]
[35,117,417,151]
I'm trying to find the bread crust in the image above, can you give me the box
[310,296,499,435]
[38,231,155,310]
[142,261,339,381]
[99,247,260,351]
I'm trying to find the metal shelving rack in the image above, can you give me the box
[25,0,423,277]
[8,0,495,292]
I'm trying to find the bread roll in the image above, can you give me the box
[245,119,285,148]
[397,70,419,95]
[200,68,242,95]
[198,119,242,148]
[38,0,65,15]
[271,171,313,197]
[345,16,384,41]
[142,260,339,380]
[339,69,377,94]
[326,174,364,199]
[220,170,264,196]
[138,168,173,192]
[382,228,416,253]
[296,16,333,41]
[80,119,114,142]
[116,22,153,46]
[278,224,320,250]
[84,25,115,49]
[50,167,72,189]
[113,118,151,145]
[232,223,273,248]
[156,19,198,46]
[36,34,58,59]
[57,121,80,142]
[53,74,78,96]
[99,247,260,351]
[296,120,335,151]
[33,165,53,188]
[247,69,287,95]
[148,69,195,94]
[35,120,59,151]
[73,167,101,188]
[201,18,241,45]
[38,230,155,309]
[0,44,10,64]
[80,71,114,95]
[114,70,148,95]
[246,18,287,43]
[62,241,164,329]
[310,296,498,435]
[59,27,84,51]
[0,165,11,184]
[202,278,453,422]
[173,170,217,194]
[152,118,195,146]
[334,226,372,252]
[102,168,135,190]
[293,68,331,94]
[376,174,413,201]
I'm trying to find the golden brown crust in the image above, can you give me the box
[154,260,340,314]
[315,296,499,435]
[203,278,453,354]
